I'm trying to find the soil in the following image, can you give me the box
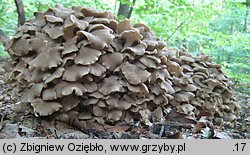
[0,58,249,139]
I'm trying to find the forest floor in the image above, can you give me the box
[0,58,250,139]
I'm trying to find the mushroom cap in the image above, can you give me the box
[159,81,175,94]
[93,106,105,117]
[121,42,147,56]
[10,36,30,56]
[151,107,163,122]
[60,95,80,111]
[175,92,195,102]
[167,61,182,73]
[139,56,157,69]
[89,63,106,77]
[180,55,195,63]
[78,112,92,120]
[54,81,87,97]
[106,95,119,108]
[31,98,62,116]
[21,83,44,102]
[120,30,143,47]
[70,14,89,30]
[99,75,123,95]
[42,88,57,100]
[74,46,102,65]
[203,78,220,90]
[62,37,78,55]
[100,52,124,71]
[121,62,151,85]
[28,47,63,71]
[76,29,114,50]
[45,67,65,83]
[83,81,98,93]
[117,19,134,34]
[44,15,64,23]
[134,23,151,32]
[62,65,90,81]
[107,110,123,122]
[43,24,64,39]
[81,7,109,18]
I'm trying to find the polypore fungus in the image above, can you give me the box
[7,5,239,131]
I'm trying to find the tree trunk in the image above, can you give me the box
[243,8,249,33]
[127,0,136,19]
[14,0,26,26]
[0,29,10,47]
[117,0,136,19]
[229,23,234,35]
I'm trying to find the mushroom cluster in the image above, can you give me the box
[164,48,240,124]
[6,5,239,130]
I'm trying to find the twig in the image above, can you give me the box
[14,0,26,26]
[166,21,186,41]
[0,114,5,130]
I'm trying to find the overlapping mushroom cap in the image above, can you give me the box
[7,5,239,130]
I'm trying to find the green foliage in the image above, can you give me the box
[0,0,17,35]
[0,50,9,58]
[0,0,249,92]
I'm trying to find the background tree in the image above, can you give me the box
[117,0,136,19]
[14,0,25,26]
[242,0,250,33]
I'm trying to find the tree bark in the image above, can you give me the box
[127,0,136,19]
[14,0,26,26]
[118,0,130,18]
[0,29,10,47]
[117,0,136,19]
[243,8,249,33]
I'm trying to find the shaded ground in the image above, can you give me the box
[0,58,249,139]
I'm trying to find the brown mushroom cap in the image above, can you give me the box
[175,92,195,102]
[28,47,63,71]
[43,24,64,39]
[99,75,123,95]
[44,15,64,23]
[11,36,30,56]
[62,37,78,55]
[54,81,87,97]
[31,98,62,116]
[106,95,119,108]
[122,62,151,85]
[62,65,90,81]
[117,19,134,34]
[21,83,44,102]
[74,46,102,65]
[122,42,147,57]
[120,30,143,47]
[107,110,123,123]
[60,95,80,111]
[77,29,114,50]
[78,112,92,120]
[100,52,124,71]
[81,7,109,18]
[45,67,65,83]
[70,14,89,30]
